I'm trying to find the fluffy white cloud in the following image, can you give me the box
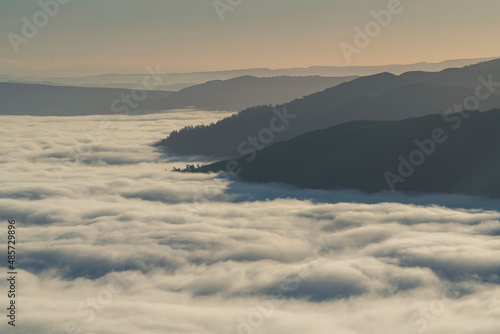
[0,112,499,333]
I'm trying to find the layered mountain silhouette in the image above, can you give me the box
[0,75,355,116]
[161,59,500,157]
[2,57,491,88]
[154,75,357,111]
[194,109,500,198]
[402,59,500,87]
[0,83,173,116]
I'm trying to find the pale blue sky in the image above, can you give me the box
[1,0,499,75]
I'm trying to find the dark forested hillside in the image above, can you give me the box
[194,109,500,197]
[160,59,500,158]
[160,72,410,156]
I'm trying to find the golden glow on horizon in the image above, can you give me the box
[1,0,499,76]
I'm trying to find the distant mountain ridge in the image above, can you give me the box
[0,75,355,116]
[0,83,173,116]
[155,75,358,111]
[194,109,500,198]
[1,57,493,89]
[160,58,500,157]
[402,59,500,87]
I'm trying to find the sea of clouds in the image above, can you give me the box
[1,111,500,334]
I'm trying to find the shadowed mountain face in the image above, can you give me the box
[160,72,410,157]
[160,59,500,158]
[195,109,500,198]
[402,58,500,87]
[155,75,358,111]
[0,75,355,116]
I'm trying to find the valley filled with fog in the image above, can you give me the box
[1,111,500,334]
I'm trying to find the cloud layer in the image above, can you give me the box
[1,112,499,334]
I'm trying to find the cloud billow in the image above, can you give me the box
[1,112,500,334]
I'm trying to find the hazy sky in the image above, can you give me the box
[1,0,499,76]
